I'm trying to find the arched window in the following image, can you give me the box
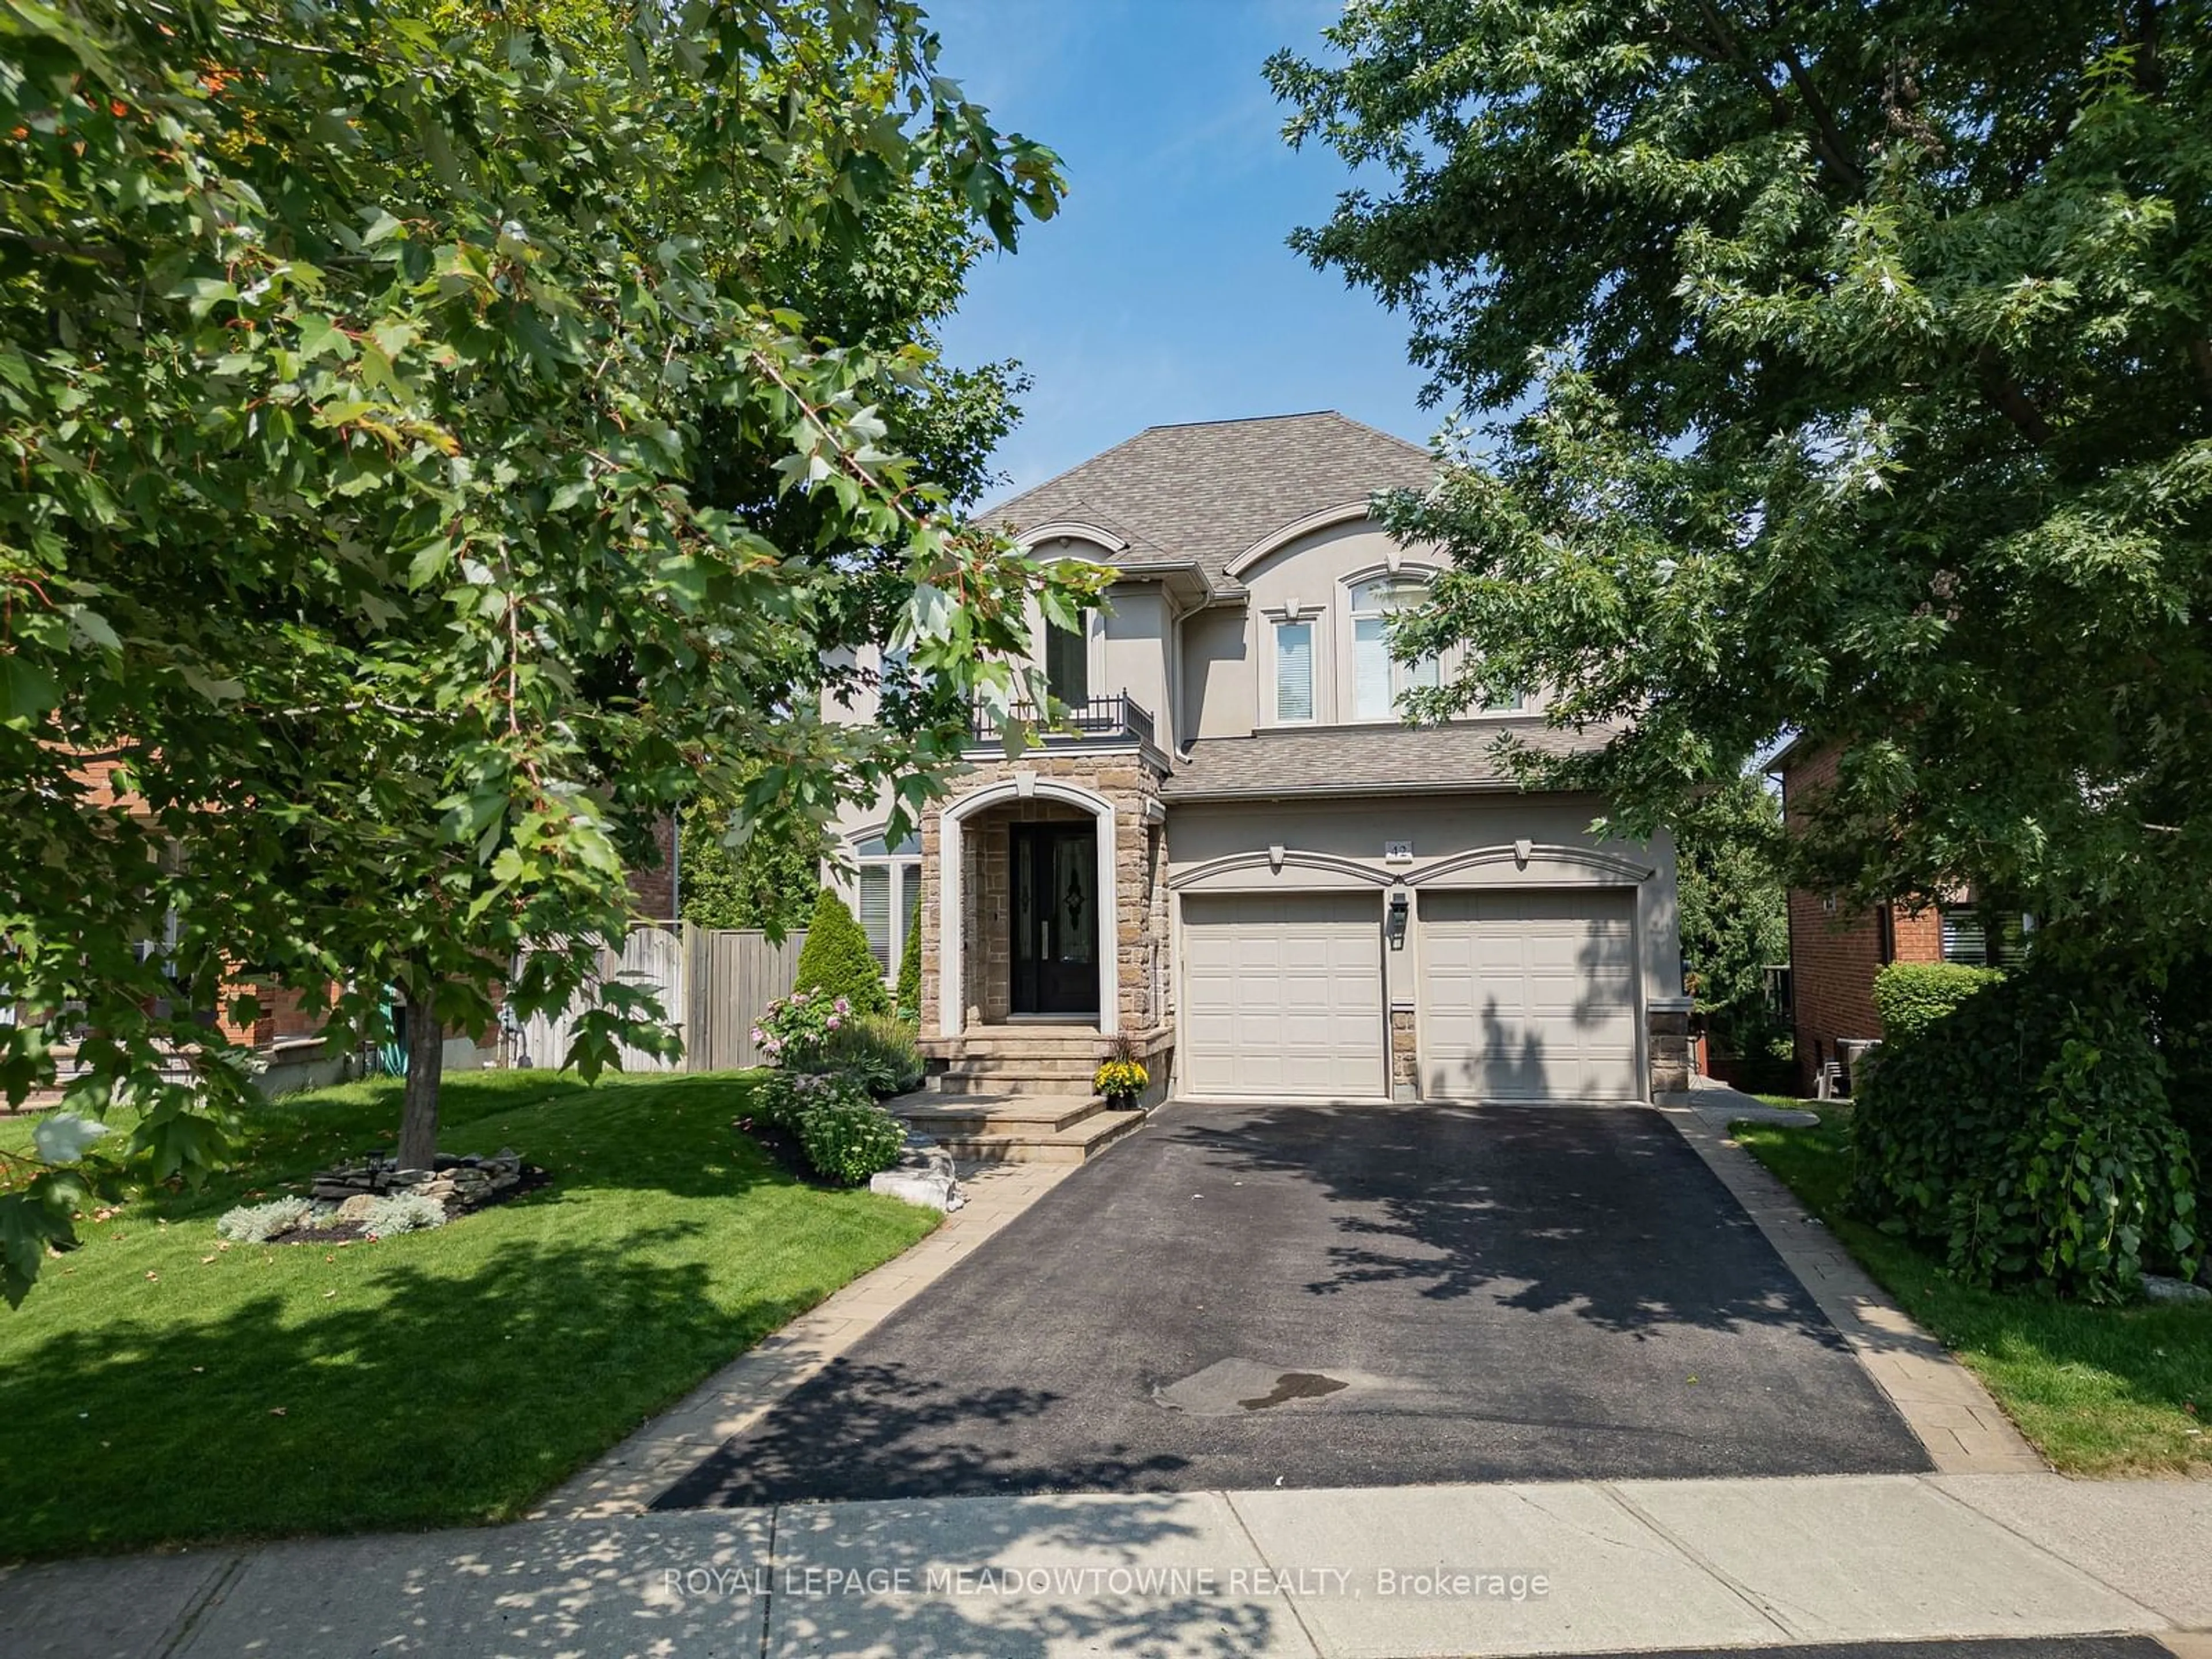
[1347,577,1439,720]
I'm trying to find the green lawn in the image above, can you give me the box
[0,1069,937,1559]
[1736,1103,2212,1476]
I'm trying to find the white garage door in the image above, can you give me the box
[1181,892,1385,1099]
[1419,889,1641,1101]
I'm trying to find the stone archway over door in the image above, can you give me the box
[938,777,1118,1040]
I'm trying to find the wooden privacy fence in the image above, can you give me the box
[514,923,806,1075]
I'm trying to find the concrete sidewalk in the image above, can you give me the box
[6,1471,2208,1658]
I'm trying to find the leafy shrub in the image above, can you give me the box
[215,1197,314,1244]
[1871,961,2005,1041]
[821,1013,925,1097]
[1853,966,2200,1302]
[895,893,923,1023]
[363,1191,448,1236]
[791,889,889,1016]
[752,1067,872,1131]
[753,987,851,1070]
[2151,956,2212,1185]
[796,1099,908,1185]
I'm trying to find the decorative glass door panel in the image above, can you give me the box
[1010,824,1098,1016]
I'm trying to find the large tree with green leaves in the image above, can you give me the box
[0,0,1077,1303]
[1271,1,2212,958]
[1675,775,1791,1066]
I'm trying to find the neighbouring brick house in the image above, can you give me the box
[39,758,508,1096]
[1771,738,2033,1093]
[818,412,1691,1153]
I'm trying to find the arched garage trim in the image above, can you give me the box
[1406,843,1654,888]
[1168,849,1400,892]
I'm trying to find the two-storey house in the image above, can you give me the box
[823,413,1689,1132]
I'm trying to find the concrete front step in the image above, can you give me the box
[898,1094,1105,1135]
[936,1052,1100,1078]
[932,1028,1109,1059]
[931,1069,1096,1097]
[933,1108,1145,1165]
[889,1089,1145,1164]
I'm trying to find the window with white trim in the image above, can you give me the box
[1043,612,1090,707]
[854,831,922,980]
[1273,618,1315,722]
[1349,578,1438,720]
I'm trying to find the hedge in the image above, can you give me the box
[1871,960,2003,1042]
[1851,964,2200,1302]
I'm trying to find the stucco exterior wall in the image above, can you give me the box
[1100,582,1172,732]
[1182,605,1251,742]
[1166,792,1685,1097]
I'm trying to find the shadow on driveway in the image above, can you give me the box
[657,1103,1928,1509]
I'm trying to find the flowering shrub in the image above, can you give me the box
[797,1100,908,1185]
[752,1067,873,1130]
[752,988,851,1070]
[1094,1058,1148,1101]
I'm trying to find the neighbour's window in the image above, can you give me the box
[1941,907,2035,969]
[1274,619,1315,722]
[854,831,922,980]
[1349,578,1438,720]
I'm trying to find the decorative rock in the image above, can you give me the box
[870,1167,964,1212]
[2145,1273,2211,1305]
[334,1194,380,1222]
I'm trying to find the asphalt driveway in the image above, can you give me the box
[656,1102,1927,1508]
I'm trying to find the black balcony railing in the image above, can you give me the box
[968,692,1158,755]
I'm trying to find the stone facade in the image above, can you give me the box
[1389,1009,1418,1099]
[918,748,1173,1054]
[1647,1006,1694,1095]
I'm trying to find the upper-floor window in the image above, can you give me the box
[1349,578,1438,720]
[1273,618,1315,722]
[1044,613,1090,707]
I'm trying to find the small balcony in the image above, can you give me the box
[967,692,1166,770]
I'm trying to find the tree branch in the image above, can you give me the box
[0,229,126,267]
[1685,1,1864,196]
[1975,346,2054,445]
[1774,42,1866,194]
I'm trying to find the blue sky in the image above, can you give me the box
[927,0,1436,502]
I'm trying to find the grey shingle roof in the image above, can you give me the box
[1160,721,1619,801]
[982,412,1435,586]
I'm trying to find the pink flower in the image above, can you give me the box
[834,997,850,1015]
[826,1016,842,1031]
[749,1028,764,1044]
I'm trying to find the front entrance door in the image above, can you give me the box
[1011,823,1098,1016]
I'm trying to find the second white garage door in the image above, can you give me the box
[1181,892,1385,1099]
[1419,889,1642,1101]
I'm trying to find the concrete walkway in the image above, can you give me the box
[6,1471,2208,1658]
[1656,1077,2045,1474]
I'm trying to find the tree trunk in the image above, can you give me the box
[397,995,444,1172]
